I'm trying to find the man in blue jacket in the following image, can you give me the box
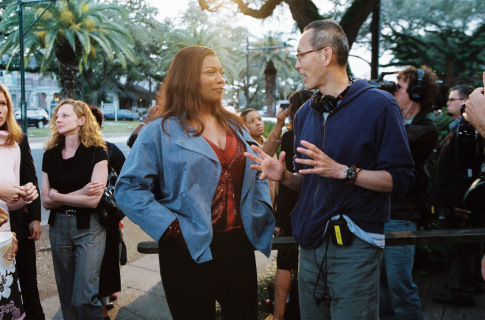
[245,20,414,319]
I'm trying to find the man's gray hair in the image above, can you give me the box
[304,20,349,67]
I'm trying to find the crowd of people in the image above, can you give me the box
[0,17,485,320]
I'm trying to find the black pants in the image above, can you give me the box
[16,238,45,320]
[158,230,258,320]
[444,242,481,298]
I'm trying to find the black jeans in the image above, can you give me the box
[16,238,45,320]
[158,230,258,320]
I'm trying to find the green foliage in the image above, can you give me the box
[0,0,136,97]
[380,0,485,83]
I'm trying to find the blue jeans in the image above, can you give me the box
[298,235,382,319]
[379,220,423,320]
[50,213,106,320]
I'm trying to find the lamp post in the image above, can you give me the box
[17,0,57,132]
[245,37,287,109]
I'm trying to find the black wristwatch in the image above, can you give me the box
[343,165,359,184]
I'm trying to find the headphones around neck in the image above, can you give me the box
[309,78,353,113]
[408,68,425,102]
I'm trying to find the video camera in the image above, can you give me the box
[458,103,478,144]
[367,72,449,111]
[367,72,397,94]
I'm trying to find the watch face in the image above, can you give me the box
[345,167,356,179]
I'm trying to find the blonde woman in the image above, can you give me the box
[41,99,108,319]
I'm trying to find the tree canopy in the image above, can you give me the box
[0,0,136,98]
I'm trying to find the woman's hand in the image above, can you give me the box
[274,226,284,237]
[143,105,163,123]
[21,182,38,203]
[0,206,8,227]
[80,182,106,196]
[275,109,290,127]
[10,232,18,259]
[0,184,26,204]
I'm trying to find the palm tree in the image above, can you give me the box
[251,33,297,117]
[0,0,136,98]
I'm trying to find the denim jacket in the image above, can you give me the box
[115,117,275,263]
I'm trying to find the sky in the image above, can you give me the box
[147,0,378,79]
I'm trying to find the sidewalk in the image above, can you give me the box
[37,218,277,320]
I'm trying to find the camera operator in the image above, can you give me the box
[463,71,485,138]
[462,71,485,282]
[379,66,438,320]
[432,83,484,307]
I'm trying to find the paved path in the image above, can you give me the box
[37,218,277,320]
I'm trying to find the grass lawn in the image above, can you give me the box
[25,120,278,138]
[25,120,140,138]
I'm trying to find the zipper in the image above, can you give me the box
[306,115,328,240]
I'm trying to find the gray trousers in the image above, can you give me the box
[50,213,106,320]
[298,235,382,319]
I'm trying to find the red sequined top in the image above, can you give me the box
[161,131,246,245]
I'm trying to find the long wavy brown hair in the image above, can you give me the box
[156,46,244,136]
[44,99,106,150]
[0,82,23,146]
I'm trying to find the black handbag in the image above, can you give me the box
[92,148,125,223]
[99,164,125,223]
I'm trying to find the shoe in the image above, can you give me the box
[105,302,114,310]
[110,293,118,302]
[432,294,475,307]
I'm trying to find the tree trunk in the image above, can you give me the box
[285,0,322,32]
[339,0,379,48]
[264,60,276,117]
[55,40,80,99]
[285,0,378,48]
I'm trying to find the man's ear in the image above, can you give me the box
[323,47,333,66]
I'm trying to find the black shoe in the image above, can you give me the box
[432,294,475,307]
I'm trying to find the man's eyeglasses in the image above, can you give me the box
[448,98,465,102]
[296,47,326,62]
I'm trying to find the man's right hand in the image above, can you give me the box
[0,184,26,204]
[244,145,287,181]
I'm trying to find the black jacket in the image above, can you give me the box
[432,120,484,214]
[10,135,42,241]
[391,109,438,221]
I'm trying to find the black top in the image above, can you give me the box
[432,123,484,222]
[106,141,125,175]
[390,109,438,221]
[10,134,42,241]
[274,130,300,234]
[42,143,108,229]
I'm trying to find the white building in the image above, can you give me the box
[0,70,60,114]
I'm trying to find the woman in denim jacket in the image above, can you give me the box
[115,46,274,320]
